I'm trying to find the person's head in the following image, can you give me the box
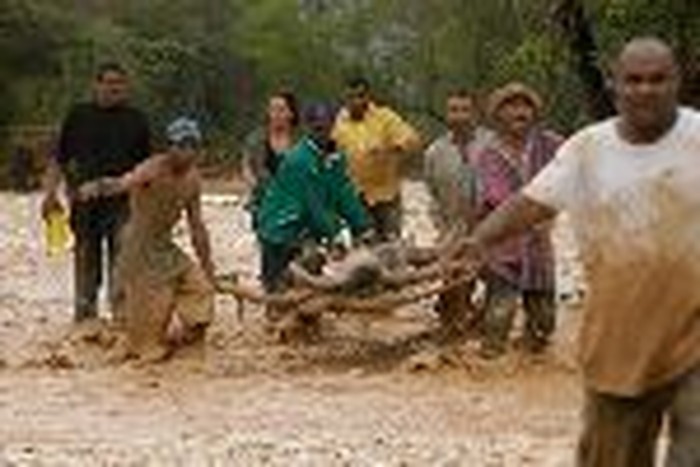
[165,117,203,171]
[445,89,477,134]
[304,103,336,150]
[612,37,680,136]
[488,82,542,139]
[266,90,299,131]
[93,62,130,109]
[344,76,371,121]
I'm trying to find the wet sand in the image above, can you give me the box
[0,183,584,465]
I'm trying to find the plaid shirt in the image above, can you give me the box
[473,127,563,291]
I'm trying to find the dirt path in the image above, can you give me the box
[0,184,584,465]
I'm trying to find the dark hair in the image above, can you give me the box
[95,62,127,80]
[447,88,475,101]
[345,76,370,91]
[268,90,300,127]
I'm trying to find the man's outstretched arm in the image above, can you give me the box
[77,156,160,200]
[447,194,557,260]
[185,174,215,281]
[473,194,557,247]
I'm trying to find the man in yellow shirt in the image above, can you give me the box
[332,77,421,242]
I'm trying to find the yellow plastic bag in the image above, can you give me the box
[44,209,72,256]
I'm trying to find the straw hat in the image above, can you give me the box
[487,82,543,119]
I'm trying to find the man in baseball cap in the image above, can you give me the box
[77,116,215,363]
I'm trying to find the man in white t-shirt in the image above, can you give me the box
[447,37,700,466]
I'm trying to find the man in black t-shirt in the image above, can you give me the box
[42,62,151,322]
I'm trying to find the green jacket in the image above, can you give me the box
[256,136,369,246]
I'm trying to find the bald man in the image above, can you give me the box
[446,37,700,466]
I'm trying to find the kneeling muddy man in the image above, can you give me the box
[78,118,215,362]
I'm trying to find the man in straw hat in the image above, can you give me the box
[471,81,563,358]
[78,117,215,363]
[446,37,700,466]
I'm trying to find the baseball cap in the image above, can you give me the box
[166,117,202,146]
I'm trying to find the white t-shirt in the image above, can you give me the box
[524,108,700,395]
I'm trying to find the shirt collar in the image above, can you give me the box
[306,136,343,167]
[305,135,320,152]
[338,102,378,123]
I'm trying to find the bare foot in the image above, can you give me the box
[132,344,174,366]
[276,312,322,345]
[109,338,174,367]
[167,322,208,348]
[180,323,208,346]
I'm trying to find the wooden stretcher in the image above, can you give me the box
[215,245,479,325]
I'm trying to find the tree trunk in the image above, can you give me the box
[551,0,615,120]
[675,0,700,107]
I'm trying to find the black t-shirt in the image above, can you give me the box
[57,102,151,187]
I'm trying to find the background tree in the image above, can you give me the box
[1,0,698,173]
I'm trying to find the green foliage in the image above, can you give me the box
[0,0,65,123]
[1,0,699,157]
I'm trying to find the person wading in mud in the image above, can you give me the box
[446,37,700,466]
[42,62,151,323]
[243,90,301,218]
[472,82,563,358]
[255,103,370,295]
[423,89,481,336]
[243,91,302,291]
[332,77,421,243]
[78,118,215,363]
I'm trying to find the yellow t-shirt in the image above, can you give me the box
[332,104,419,205]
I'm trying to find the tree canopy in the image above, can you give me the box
[1,0,698,154]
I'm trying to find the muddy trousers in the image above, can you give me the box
[363,197,402,243]
[578,364,700,467]
[122,263,214,357]
[70,199,127,322]
[435,281,478,333]
[482,275,555,352]
[260,241,299,293]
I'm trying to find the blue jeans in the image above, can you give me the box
[70,198,128,321]
[260,241,299,293]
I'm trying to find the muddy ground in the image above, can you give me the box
[0,182,588,466]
